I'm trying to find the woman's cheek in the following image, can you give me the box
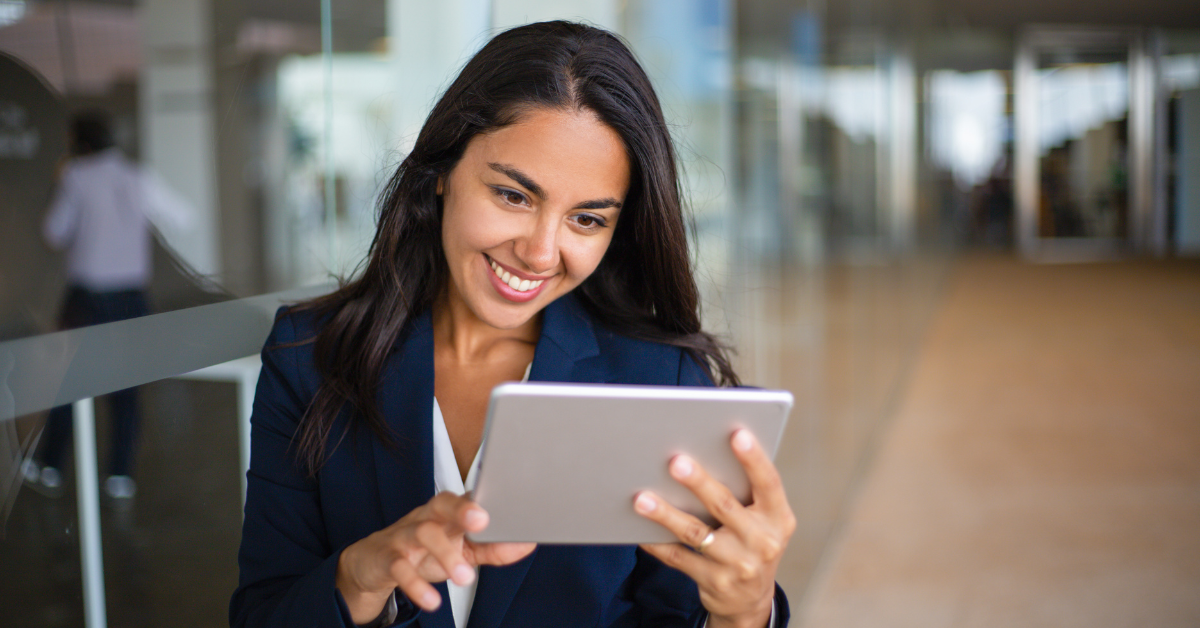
[563,236,612,284]
[456,213,508,254]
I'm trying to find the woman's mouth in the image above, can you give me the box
[486,255,549,303]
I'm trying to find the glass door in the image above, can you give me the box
[1015,28,1153,260]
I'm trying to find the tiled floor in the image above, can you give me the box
[796,256,1200,627]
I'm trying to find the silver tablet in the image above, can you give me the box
[469,383,792,544]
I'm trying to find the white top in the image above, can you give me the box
[43,148,192,291]
[432,363,531,628]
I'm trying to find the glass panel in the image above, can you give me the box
[733,14,954,594]
[624,0,734,336]
[1163,33,1200,253]
[1036,50,1130,239]
[0,1,336,625]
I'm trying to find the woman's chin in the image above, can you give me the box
[477,307,541,331]
[469,290,550,330]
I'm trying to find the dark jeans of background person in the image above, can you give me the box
[40,286,150,477]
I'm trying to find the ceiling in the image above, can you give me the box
[23,0,1200,57]
[739,0,1200,48]
[44,0,387,51]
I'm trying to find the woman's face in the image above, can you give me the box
[439,107,630,330]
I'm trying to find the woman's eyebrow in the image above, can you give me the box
[574,198,623,210]
[489,162,545,198]
[488,162,623,210]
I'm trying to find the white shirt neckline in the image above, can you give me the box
[432,363,531,628]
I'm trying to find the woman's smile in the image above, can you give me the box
[484,254,550,303]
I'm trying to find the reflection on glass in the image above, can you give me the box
[274,54,392,287]
[1037,54,1129,239]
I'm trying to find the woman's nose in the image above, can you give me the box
[515,216,559,274]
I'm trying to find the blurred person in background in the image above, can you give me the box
[21,110,191,500]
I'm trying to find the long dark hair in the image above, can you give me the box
[290,20,738,475]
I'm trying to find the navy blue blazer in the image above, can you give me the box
[230,293,790,628]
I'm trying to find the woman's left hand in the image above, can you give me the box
[634,429,795,628]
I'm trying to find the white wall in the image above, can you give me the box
[139,0,218,278]
[492,0,618,32]
[387,0,492,156]
[387,0,621,158]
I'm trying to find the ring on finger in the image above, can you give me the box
[696,530,716,554]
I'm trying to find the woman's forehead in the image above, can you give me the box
[460,108,631,199]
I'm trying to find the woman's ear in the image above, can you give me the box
[436,176,444,195]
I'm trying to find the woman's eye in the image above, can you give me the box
[493,187,527,206]
[573,214,607,229]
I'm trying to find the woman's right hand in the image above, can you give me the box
[335,491,536,623]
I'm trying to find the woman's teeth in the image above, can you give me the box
[490,259,544,293]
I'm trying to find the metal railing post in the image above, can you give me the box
[73,397,107,628]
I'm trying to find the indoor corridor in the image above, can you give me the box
[4,1,1200,627]
[794,255,1200,627]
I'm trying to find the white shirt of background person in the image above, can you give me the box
[43,147,193,291]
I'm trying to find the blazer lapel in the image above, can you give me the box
[465,294,602,628]
[369,311,455,628]
[373,310,436,527]
[529,292,602,384]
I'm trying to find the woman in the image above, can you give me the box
[231,21,795,628]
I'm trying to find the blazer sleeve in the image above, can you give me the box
[229,310,418,628]
[613,350,792,627]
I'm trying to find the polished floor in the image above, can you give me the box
[2,380,244,628]
[795,256,1200,627]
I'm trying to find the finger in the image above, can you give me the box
[425,492,487,533]
[667,454,751,529]
[730,429,789,514]
[412,520,475,586]
[390,558,442,612]
[466,541,537,566]
[633,490,721,551]
[639,542,710,581]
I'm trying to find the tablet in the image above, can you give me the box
[468,383,792,544]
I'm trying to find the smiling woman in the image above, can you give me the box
[439,109,629,323]
[230,20,794,628]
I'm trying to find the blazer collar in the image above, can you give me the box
[528,292,602,383]
[540,293,600,362]
[372,293,603,628]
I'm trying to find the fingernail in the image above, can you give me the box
[733,430,754,452]
[634,492,657,514]
[454,564,475,585]
[422,591,441,609]
[465,508,488,529]
[671,455,693,478]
